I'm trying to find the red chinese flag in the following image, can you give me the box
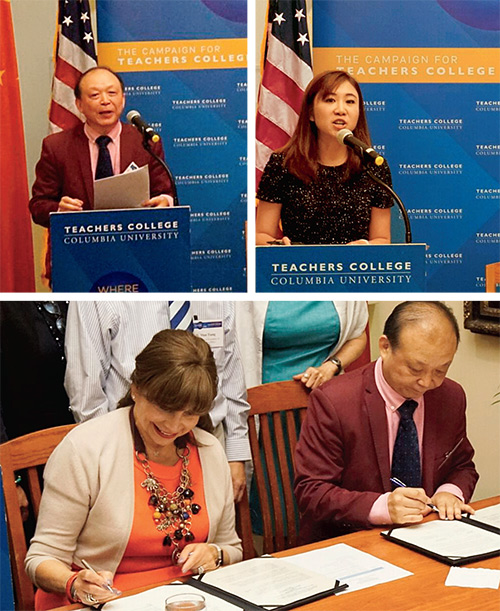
[0,0,35,292]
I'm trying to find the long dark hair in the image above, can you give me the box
[280,70,371,183]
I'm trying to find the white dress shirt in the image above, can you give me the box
[64,301,250,462]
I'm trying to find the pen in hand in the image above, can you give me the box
[390,477,439,513]
[81,559,121,595]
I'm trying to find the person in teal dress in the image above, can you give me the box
[236,301,369,535]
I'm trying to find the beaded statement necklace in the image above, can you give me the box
[131,410,201,564]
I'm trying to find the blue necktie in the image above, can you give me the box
[391,399,421,488]
[169,301,193,332]
[95,135,113,179]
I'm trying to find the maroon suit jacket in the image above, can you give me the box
[29,122,172,278]
[29,122,172,228]
[294,361,479,544]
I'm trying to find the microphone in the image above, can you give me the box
[337,128,384,166]
[126,110,160,143]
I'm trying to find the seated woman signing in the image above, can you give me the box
[256,70,393,246]
[25,329,242,609]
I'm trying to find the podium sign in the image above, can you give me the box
[51,207,191,292]
[256,244,426,293]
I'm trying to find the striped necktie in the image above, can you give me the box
[168,301,193,331]
[391,399,421,488]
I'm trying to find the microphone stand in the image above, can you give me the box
[365,166,412,243]
[142,138,179,206]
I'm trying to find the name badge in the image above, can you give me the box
[124,161,140,173]
[192,319,224,348]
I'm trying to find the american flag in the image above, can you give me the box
[49,0,97,133]
[255,0,313,186]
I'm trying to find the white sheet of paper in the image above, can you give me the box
[283,543,412,594]
[385,520,500,559]
[94,165,150,209]
[93,583,240,610]
[202,556,337,607]
[468,504,500,530]
[445,566,500,589]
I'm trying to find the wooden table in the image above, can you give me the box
[51,496,500,611]
[276,495,500,611]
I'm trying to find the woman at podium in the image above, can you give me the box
[256,70,393,246]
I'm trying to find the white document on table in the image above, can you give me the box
[94,583,240,610]
[283,543,412,594]
[445,566,500,589]
[384,519,500,559]
[202,556,337,607]
[467,504,500,530]
[94,164,150,210]
[86,545,412,610]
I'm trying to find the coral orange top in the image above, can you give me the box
[35,444,208,610]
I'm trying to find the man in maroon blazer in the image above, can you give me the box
[295,301,479,545]
[29,67,173,277]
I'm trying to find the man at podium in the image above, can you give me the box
[29,66,173,278]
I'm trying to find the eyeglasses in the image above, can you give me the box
[40,301,66,334]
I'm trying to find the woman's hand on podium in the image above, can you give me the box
[347,238,370,245]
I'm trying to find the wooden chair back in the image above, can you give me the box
[0,424,77,610]
[0,422,256,608]
[247,380,309,555]
[234,484,256,560]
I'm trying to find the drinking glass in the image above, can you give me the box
[165,592,206,610]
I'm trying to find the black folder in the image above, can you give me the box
[187,574,348,610]
[381,512,500,566]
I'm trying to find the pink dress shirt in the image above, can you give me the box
[368,357,464,524]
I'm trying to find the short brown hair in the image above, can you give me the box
[74,66,125,99]
[119,330,218,442]
[280,70,371,183]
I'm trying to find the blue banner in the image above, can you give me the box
[313,0,500,292]
[51,207,191,292]
[96,0,247,292]
[256,244,426,292]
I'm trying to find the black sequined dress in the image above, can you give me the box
[257,152,394,244]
